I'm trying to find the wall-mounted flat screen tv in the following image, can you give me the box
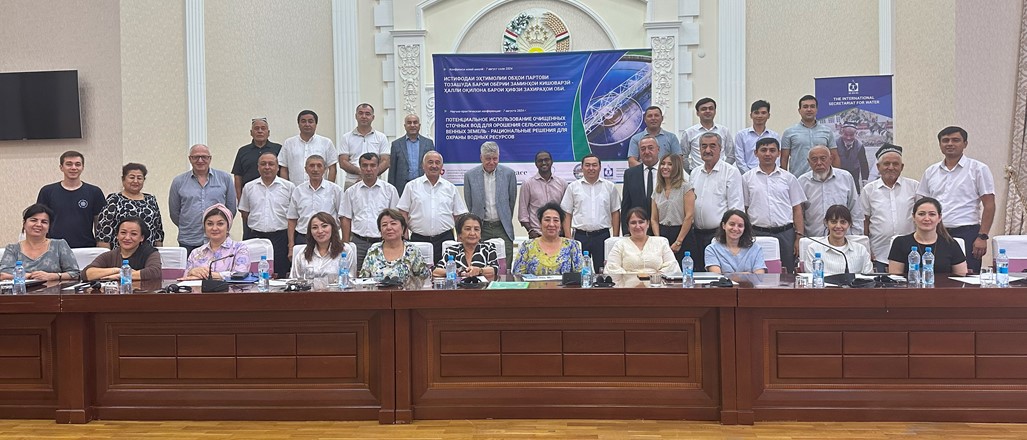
[0,70,82,140]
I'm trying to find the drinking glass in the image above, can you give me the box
[979,267,996,288]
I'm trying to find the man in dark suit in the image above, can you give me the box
[620,135,660,234]
[464,141,518,263]
[387,114,434,196]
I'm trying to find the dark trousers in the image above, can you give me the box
[574,228,610,270]
[691,227,718,272]
[753,226,796,273]
[242,222,253,240]
[481,220,514,264]
[293,232,307,246]
[947,224,982,273]
[182,243,201,257]
[351,233,381,273]
[250,229,290,278]
[410,230,454,265]
[873,261,889,273]
[658,224,695,267]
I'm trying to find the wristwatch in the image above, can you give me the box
[978,233,989,240]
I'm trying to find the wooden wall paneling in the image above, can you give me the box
[0,313,59,420]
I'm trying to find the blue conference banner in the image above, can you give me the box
[814,74,894,191]
[434,49,652,184]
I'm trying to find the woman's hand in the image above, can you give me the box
[671,241,682,252]
[27,271,58,281]
[459,266,483,278]
[187,266,210,279]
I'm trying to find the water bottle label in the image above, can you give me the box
[910,264,918,271]
[999,267,1009,274]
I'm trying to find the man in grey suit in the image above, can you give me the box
[464,141,518,263]
[388,114,435,196]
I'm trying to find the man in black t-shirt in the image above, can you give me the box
[36,151,106,248]
[231,118,282,239]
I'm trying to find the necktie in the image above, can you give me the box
[646,167,654,198]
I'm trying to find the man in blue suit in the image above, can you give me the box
[464,141,518,263]
[388,114,435,197]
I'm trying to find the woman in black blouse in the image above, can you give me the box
[96,163,165,247]
[432,213,499,281]
[887,197,967,276]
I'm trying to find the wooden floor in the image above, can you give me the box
[4,420,1027,439]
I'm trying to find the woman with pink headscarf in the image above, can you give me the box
[181,204,250,280]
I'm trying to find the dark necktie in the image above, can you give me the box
[646,167,654,198]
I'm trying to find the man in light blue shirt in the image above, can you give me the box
[388,114,435,197]
[780,95,839,177]
[734,100,779,174]
[169,144,237,254]
[627,106,681,168]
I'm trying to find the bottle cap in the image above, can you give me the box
[684,251,690,256]
[583,251,590,256]
[911,246,917,251]
[1000,248,1007,254]
[123,260,129,264]
[448,254,454,261]
[341,252,347,258]
[925,247,932,252]
[815,252,821,258]
[261,255,267,260]
[15,260,22,265]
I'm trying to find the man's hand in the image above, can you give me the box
[973,237,988,259]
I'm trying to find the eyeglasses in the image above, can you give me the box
[189,155,212,161]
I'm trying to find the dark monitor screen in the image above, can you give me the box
[0,70,82,140]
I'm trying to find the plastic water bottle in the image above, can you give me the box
[681,251,695,288]
[811,252,825,288]
[445,255,458,289]
[581,251,593,288]
[922,247,935,288]
[257,256,270,292]
[12,261,26,295]
[907,246,921,288]
[336,252,349,289]
[997,248,1010,288]
[119,259,132,294]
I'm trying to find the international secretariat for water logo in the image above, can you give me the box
[848,80,860,94]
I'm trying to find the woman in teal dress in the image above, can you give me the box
[512,202,584,275]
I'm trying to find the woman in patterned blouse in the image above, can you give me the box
[0,204,80,281]
[360,208,430,283]
[96,163,165,247]
[512,202,584,276]
[181,204,250,280]
[432,213,499,281]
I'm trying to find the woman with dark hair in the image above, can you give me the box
[96,163,165,247]
[83,217,162,281]
[181,204,250,280]
[704,209,767,274]
[0,204,80,281]
[360,208,430,281]
[433,213,499,281]
[801,205,872,275]
[651,153,695,263]
[888,197,967,276]
[512,202,584,275]
[291,212,346,279]
[606,207,681,275]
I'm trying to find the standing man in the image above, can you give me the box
[627,106,681,168]
[279,110,338,186]
[917,126,996,273]
[621,136,660,233]
[859,144,918,272]
[398,151,468,264]
[798,145,864,236]
[463,142,517,263]
[518,150,568,239]
[836,123,869,192]
[561,154,620,268]
[742,138,807,273]
[287,155,343,254]
[169,144,237,255]
[339,103,390,189]
[780,95,840,177]
[388,113,434,197]
[734,100,779,174]
[689,133,744,271]
[341,152,400,269]
[36,150,106,248]
[238,152,295,277]
[682,97,735,173]
[232,117,282,238]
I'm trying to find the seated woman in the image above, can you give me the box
[605,207,681,276]
[512,202,584,275]
[181,204,250,280]
[83,217,162,281]
[291,212,346,280]
[801,205,873,275]
[888,197,967,276]
[704,209,767,274]
[360,208,431,282]
[0,204,80,281]
[433,213,499,281]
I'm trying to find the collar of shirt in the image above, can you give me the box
[305,180,327,191]
[580,177,607,186]
[700,160,727,174]
[198,237,236,254]
[350,127,379,137]
[744,126,771,136]
[355,179,384,190]
[756,165,784,176]
[938,155,969,171]
[259,176,287,188]
[405,135,420,143]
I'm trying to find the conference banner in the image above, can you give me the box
[433,49,652,185]
[814,74,894,193]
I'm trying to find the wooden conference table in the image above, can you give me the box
[1,275,1026,425]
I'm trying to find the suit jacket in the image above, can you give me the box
[388,134,435,196]
[464,164,518,239]
[620,163,655,233]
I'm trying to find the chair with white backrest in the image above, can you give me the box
[156,247,188,279]
[241,238,274,274]
[603,236,622,267]
[291,243,357,277]
[993,235,1027,272]
[441,238,508,275]
[72,247,107,272]
[410,242,435,269]
[752,236,782,274]
[797,235,871,272]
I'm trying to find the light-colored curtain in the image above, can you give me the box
[1006,0,1027,234]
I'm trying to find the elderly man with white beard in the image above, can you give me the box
[798,145,864,237]
[858,144,919,272]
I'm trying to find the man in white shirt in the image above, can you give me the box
[238,152,296,277]
[798,145,864,237]
[398,151,468,264]
[734,100,779,174]
[859,144,918,272]
[682,97,734,173]
[464,142,518,263]
[339,103,390,189]
[742,137,807,272]
[340,152,399,269]
[287,155,343,253]
[917,126,996,273]
[279,110,338,186]
[561,154,621,268]
[626,106,682,168]
[690,132,744,271]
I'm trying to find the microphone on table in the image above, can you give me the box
[201,253,235,293]
[796,232,862,287]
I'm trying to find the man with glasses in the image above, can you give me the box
[232,117,282,238]
[169,144,237,254]
[279,110,338,186]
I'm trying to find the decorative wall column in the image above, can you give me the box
[645,21,682,133]
[185,0,206,146]
[879,0,894,74]
[392,30,427,125]
[718,0,746,135]
[332,0,361,143]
